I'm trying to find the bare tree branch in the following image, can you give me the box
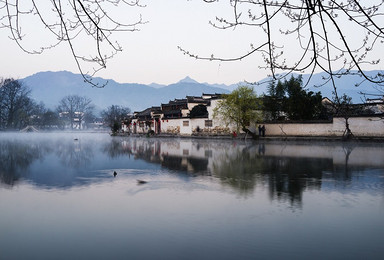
[187,0,384,94]
[0,0,145,87]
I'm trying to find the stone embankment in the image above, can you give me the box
[115,131,384,143]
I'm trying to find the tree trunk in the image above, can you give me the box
[342,118,353,141]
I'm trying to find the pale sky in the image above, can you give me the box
[1,0,383,86]
[0,0,267,85]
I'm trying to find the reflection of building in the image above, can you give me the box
[116,137,384,204]
[3,133,384,206]
[121,138,228,175]
[87,117,106,130]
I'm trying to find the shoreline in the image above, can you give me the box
[5,130,384,143]
[114,132,384,143]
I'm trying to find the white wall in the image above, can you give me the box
[130,119,154,134]
[158,99,243,135]
[160,118,181,134]
[258,117,384,137]
[129,96,384,137]
[134,116,384,137]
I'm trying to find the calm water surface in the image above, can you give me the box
[0,133,383,260]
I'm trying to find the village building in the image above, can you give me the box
[364,97,384,114]
[122,93,235,135]
[121,94,384,138]
[59,111,86,130]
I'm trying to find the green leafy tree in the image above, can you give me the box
[214,85,263,134]
[284,76,326,121]
[264,75,327,121]
[263,80,285,121]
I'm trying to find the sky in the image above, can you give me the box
[1,0,383,86]
[0,0,268,86]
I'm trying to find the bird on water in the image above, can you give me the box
[137,180,147,184]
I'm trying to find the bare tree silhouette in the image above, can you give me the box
[0,0,145,87]
[180,0,384,99]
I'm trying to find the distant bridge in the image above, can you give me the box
[20,125,39,132]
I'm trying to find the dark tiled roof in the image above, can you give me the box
[163,110,182,115]
[186,96,210,104]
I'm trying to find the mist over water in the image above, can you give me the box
[0,133,383,259]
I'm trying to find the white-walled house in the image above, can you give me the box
[59,111,86,130]
[122,94,384,138]
[123,94,238,136]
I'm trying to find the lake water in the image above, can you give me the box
[0,132,383,260]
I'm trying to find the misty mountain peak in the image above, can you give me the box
[178,76,199,84]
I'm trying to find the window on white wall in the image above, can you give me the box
[205,120,212,127]
[183,121,189,127]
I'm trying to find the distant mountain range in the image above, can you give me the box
[21,70,383,113]
[21,71,232,113]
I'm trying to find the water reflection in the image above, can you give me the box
[0,133,106,188]
[104,137,384,206]
[2,133,383,260]
[1,133,383,205]
[55,138,94,168]
[0,138,45,186]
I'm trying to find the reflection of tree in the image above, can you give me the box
[3,135,381,201]
[262,157,330,207]
[0,135,115,189]
[55,139,94,168]
[213,148,263,197]
[337,143,355,181]
[162,156,186,172]
[187,157,209,174]
[113,139,356,206]
[0,140,46,186]
[329,143,369,189]
[102,138,133,158]
[161,155,209,175]
[103,138,162,165]
[212,145,333,205]
[134,140,162,164]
